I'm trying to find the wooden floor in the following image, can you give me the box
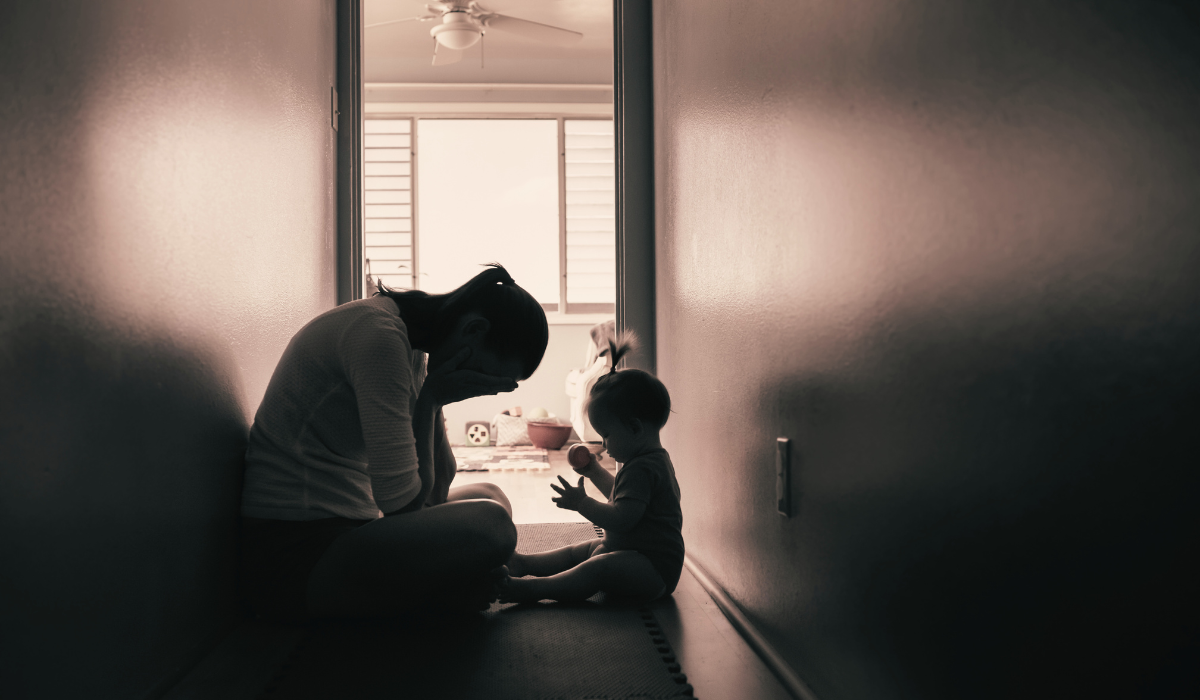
[456,445,795,700]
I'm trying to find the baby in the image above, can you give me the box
[499,333,684,603]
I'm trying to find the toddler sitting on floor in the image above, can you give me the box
[499,333,684,603]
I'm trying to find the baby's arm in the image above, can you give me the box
[551,476,645,532]
[573,452,616,498]
[577,498,645,532]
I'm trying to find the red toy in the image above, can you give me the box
[568,443,593,470]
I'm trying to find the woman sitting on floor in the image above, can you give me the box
[239,264,548,621]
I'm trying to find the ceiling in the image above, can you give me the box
[364,0,613,85]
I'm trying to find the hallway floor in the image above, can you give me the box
[166,448,794,699]
[455,447,794,700]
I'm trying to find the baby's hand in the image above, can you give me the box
[550,475,588,511]
[568,444,600,475]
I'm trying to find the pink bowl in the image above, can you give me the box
[527,420,573,450]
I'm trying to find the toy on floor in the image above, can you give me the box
[465,421,491,446]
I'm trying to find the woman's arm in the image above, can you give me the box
[407,392,441,511]
[428,408,457,506]
[385,400,454,514]
[391,347,515,514]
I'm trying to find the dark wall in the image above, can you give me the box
[0,1,337,697]
[653,1,1200,698]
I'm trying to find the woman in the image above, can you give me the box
[239,264,548,621]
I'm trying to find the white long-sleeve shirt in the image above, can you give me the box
[240,296,425,520]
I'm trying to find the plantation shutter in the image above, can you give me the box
[364,119,414,292]
[564,119,616,313]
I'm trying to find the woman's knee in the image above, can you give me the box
[474,482,512,512]
[448,482,513,515]
[459,499,517,560]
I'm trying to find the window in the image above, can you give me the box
[564,119,616,313]
[363,117,615,315]
[363,119,414,294]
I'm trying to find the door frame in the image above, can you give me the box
[337,0,655,369]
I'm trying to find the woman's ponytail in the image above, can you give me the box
[473,262,516,287]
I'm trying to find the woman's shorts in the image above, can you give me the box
[239,516,372,622]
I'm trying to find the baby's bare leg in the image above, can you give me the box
[506,538,603,577]
[500,550,665,603]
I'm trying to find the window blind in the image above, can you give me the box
[364,119,414,293]
[564,119,616,312]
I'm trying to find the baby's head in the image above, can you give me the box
[586,331,671,462]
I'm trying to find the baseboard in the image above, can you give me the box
[683,556,820,700]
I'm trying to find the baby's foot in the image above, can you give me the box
[497,573,545,604]
[505,552,529,578]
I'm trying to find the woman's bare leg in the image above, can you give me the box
[306,498,517,618]
[499,550,665,603]
[507,538,603,577]
[445,482,511,516]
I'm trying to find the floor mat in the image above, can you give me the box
[260,523,693,699]
[453,446,550,472]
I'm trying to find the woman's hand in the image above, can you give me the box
[550,475,589,511]
[421,348,518,407]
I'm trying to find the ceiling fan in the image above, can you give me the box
[366,1,584,66]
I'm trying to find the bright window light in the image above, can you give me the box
[416,119,560,305]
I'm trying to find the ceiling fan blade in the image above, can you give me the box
[485,14,583,47]
[366,15,436,29]
[432,45,464,66]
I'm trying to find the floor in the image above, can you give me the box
[165,445,795,700]
[451,444,600,524]
[454,444,795,700]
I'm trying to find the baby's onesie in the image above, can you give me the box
[601,448,685,594]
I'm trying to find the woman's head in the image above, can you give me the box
[376,263,549,380]
[586,330,671,434]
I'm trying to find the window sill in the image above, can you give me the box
[545,312,615,326]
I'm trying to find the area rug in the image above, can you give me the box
[259,523,693,700]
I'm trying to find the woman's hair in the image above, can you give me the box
[587,330,672,430]
[374,263,548,380]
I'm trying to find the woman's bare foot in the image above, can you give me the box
[505,552,529,578]
[497,573,547,604]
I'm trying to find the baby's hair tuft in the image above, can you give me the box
[605,329,639,373]
[588,327,670,430]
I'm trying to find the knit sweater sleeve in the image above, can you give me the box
[337,309,422,513]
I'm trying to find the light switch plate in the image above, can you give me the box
[331,87,339,131]
[776,437,791,517]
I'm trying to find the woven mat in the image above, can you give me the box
[260,523,693,699]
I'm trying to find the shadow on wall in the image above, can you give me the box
[0,305,249,699]
[752,302,1200,698]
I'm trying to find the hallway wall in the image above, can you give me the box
[653,2,1200,698]
[0,1,337,697]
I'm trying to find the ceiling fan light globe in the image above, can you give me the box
[433,28,480,50]
[430,10,481,50]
